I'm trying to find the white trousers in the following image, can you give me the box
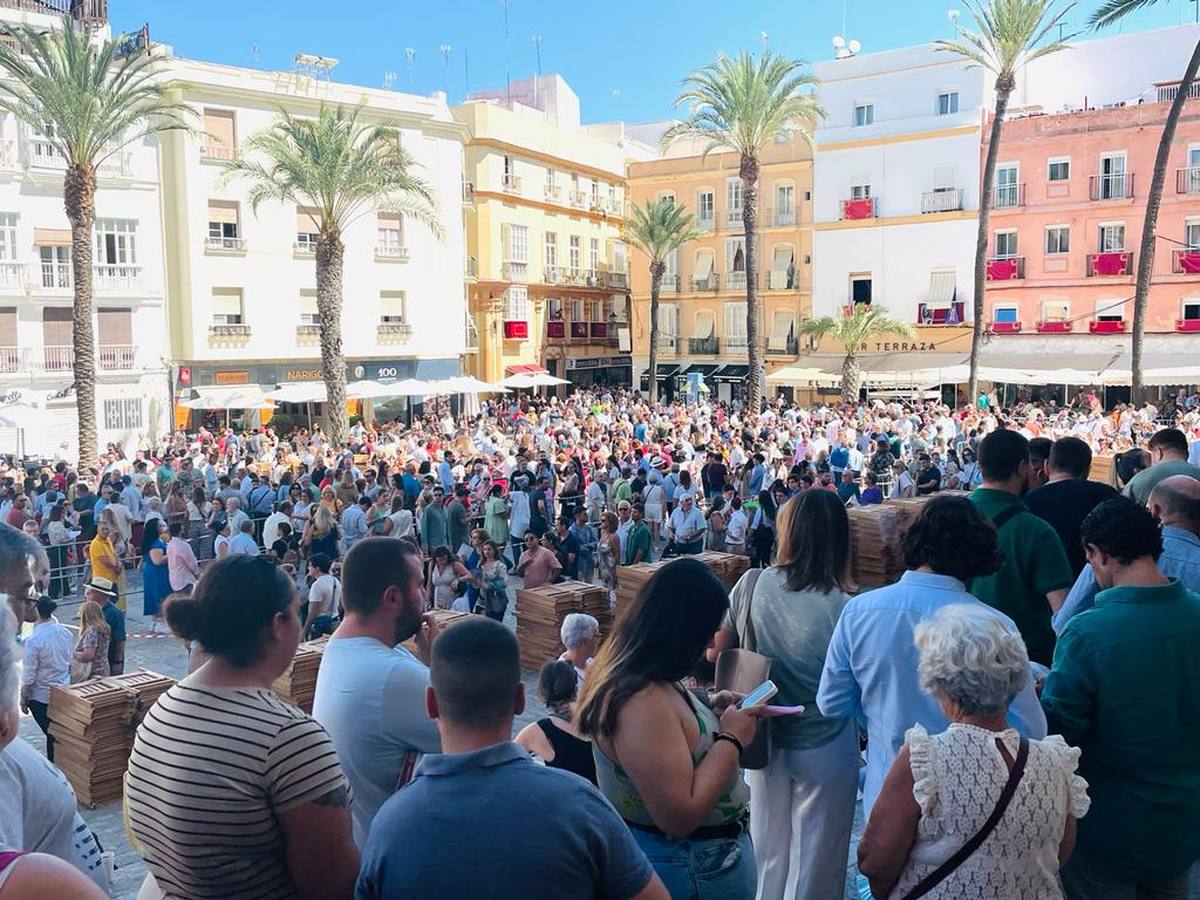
[748,720,859,900]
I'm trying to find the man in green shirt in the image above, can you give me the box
[624,504,652,566]
[1123,427,1200,506]
[968,429,1073,666]
[610,468,632,512]
[1044,496,1200,898]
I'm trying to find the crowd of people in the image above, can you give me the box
[0,383,1198,898]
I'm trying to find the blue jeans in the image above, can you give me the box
[631,828,756,900]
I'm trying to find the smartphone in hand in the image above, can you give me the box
[739,679,779,709]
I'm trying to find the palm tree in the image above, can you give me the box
[797,305,914,403]
[0,18,191,471]
[937,0,1071,406]
[663,52,823,410]
[1092,0,1200,403]
[625,198,702,403]
[224,105,440,445]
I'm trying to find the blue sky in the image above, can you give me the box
[112,0,1190,124]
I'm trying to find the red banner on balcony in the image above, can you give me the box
[843,198,873,220]
[1091,252,1128,276]
[503,320,528,340]
[1178,252,1200,274]
[986,258,1018,280]
[546,321,565,338]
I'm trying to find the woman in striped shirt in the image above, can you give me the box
[125,555,359,900]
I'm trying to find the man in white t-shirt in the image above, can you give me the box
[312,538,440,847]
[304,554,341,636]
[262,502,292,550]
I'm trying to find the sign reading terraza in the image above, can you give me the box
[859,340,940,352]
[817,326,973,356]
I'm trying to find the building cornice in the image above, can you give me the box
[815,209,978,230]
[467,137,625,182]
[816,124,980,152]
[473,190,625,225]
[627,157,814,185]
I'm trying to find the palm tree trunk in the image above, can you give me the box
[842,353,860,405]
[315,231,348,445]
[1132,37,1200,406]
[970,84,1012,407]
[64,163,97,473]
[647,261,663,403]
[741,154,763,411]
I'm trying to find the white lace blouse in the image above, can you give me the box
[888,723,1090,899]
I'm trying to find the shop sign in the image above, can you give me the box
[284,368,323,382]
[214,371,251,385]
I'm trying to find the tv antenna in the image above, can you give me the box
[404,47,416,88]
[502,0,512,106]
[382,71,396,91]
[440,44,453,96]
[947,8,960,36]
[760,30,769,47]
[250,41,259,65]
[832,35,861,59]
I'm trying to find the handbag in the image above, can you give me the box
[714,568,772,769]
[901,738,1029,900]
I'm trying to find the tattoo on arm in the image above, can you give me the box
[311,785,350,808]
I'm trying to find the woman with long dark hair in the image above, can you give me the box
[140,518,171,631]
[713,489,858,900]
[749,485,780,568]
[576,558,761,898]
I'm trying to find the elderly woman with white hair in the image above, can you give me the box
[558,612,599,688]
[858,604,1089,899]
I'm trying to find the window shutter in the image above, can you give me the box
[33,228,71,247]
[208,201,239,225]
[0,307,16,346]
[97,308,132,344]
[296,208,321,235]
[42,307,72,346]
[203,109,236,148]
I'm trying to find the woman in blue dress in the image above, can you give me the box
[141,519,172,632]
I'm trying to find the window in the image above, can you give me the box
[725,238,746,273]
[502,155,514,185]
[544,232,557,269]
[1048,157,1070,182]
[545,168,556,194]
[95,218,137,266]
[505,224,528,262]
[849,179,871,200]
[995,165,1019,206]
[547,297,563,320]
[853,103,874,127]
[0,214,16,261]
[296,208,320,252]
[1096,298,1124,322]
[380,291,406,324]
[932,165,956,192]
[1099,152,1126,199]
[1186,218,1200,249]
[657,304,679,344]
[569,236,581,276]
[97,307,131,351]
[1182,299,1200,321]
[298,289,319,326]
[937,92,959,115]
[1041,300,1070,322]
[505,285,529,321]
[658,191,676,207]
[850,273,872,305]
[570,297,584,324]
[1099,223,1125,252]
[39,246,70,288]
[665,248,679,276]
[994,230,1018,258]
[207,201,240,248]
[376,212,404,256]
[211,288,243,325]
[697,191,714,224]
[610,295,627,321]
[611,241,628,274]
[726,179,743,217]
[724,303,747,351]
[1045,225,1070,254]
[993,306,1019,324]
[201,109,237,160]
[591,180,602,206]
[103,398,143,431]
[775,183,795,224]
[589,238,599,274]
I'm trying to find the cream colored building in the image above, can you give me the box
[627,136,814,403]
[157,54,469,424]
[455,76,640,389]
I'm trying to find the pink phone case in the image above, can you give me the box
[758,704,806,717]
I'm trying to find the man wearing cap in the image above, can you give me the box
[85,577,124,675]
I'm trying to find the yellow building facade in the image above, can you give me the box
[627,138,814,403]
[455,79,634,388]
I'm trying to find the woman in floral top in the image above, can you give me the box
[72,601,111,682]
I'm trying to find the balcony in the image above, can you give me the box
[569,321,588,340]
[93,264,142,291]
[1089,319,1127,334]
[569,190,588,208]
[543,184,562,202]
[727,271,748,291]
[502,174,522,194]
[205,236,246,253]
[605,271,628,290]
[7,0,108,23]
[293,237,317,256]
[543,265,563,284]
[986,256,1025,280]
[377,321,412,338]
[501,261,527,282]
[725,336,749,354]
[689,336,719,355]
[43,345,73,372]
[40,262,71,290]
[1089,173,1134,201]
[209,323,250,338]
[918,301,965,325]
[989,320,1022,334]
[466,256,478,280]
[767,336,799,355]
[375,242,409,262]
[0,347,18,373]
[97,344,135,370]
[462,181,475,205]
[96,153,131,178]
[604,197,625,217]
[660,274,680,293]
[0,262,27,290]
[1086,251,1132,277]
[1157,79,1200,102]
[921,189,964,213]
[29,139,67,171]
[1037,320,1073,334]
[725,207,744,227]
[992,183,1025,209]
[696,215,715,232]
[769,206,796,227]
[1176,318,1200,333]
[840,198,876,220]
[200,143,241,163]
[546,319,566,339]
[590,321,608,339]
[656,335,678,354]
[1172,249,1200,274]
[296,323,321,339]
[1176,167,1200,195]
[502,320,528,340]
[693,274,719,292]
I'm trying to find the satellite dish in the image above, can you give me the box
[848,39,862,53]
[832,35,846,48]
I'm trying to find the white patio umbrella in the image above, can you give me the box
[183,385,273,409]
[499,373,539,389]
[438,375,510,394]
[524,372,569,387]
[266,382,327,403]
[347,378,435,399]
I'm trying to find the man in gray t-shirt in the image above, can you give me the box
[312,539,440,846]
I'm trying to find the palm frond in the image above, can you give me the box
[1090,0,1162,28]
[936,0,1074,82]
[624,197,702,264]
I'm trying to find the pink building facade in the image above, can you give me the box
[983,97,1200,347]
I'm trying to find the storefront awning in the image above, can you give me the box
[711,365,749,383]
[505,363,549,375]
[640,365,681,381]
[681,363,720,376]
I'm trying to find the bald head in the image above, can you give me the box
[1148,475,1200,532]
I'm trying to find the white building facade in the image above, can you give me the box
[157,56,469,425]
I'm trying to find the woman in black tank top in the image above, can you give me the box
[515,660,597,785]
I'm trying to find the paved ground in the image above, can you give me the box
[21,591,865,899]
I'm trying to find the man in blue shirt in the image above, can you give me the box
[747,453,767,497]
[666,495,706,555]
[356,617,666,900]
[437,451,455,495]
[818,495,1047,818]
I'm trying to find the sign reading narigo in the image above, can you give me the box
[285,369,323,381]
